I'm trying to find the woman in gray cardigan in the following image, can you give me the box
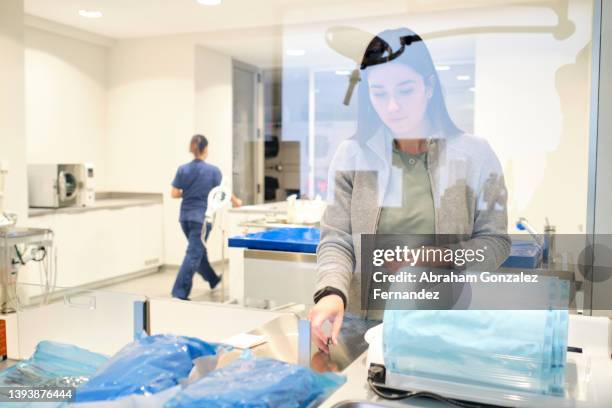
[309,28,511,353]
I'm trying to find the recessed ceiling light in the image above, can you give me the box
[286,49,306,56]
[435,65,450,71]
[335,70,351,76]
[469,87,475,92]
[197,0,222,5]
[78,9,103,18]
[456,75,471,81]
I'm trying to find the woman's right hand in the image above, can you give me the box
[308,294,344,354]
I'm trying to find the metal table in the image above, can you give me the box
[217,312,378,374]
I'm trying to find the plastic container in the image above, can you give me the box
[501,240,543,269]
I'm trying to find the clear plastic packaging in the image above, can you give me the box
[0,341,108,407]
[383,307,569,396]
[75,334,218,403]
[383,273,570,397]
[0,341,107,388]
[163,354,346,408]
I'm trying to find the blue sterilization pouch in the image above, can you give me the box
[163,354,346,408]
[383,305,569,395]
[75,334,218,402]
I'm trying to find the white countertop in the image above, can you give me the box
[29,192,163,217]
[228,201,288,214]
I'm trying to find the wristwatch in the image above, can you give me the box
[313,286,347,309]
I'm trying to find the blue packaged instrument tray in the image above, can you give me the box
[228,227,320,253]
[501,241,542,269]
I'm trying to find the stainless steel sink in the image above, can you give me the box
[331,401,395,408]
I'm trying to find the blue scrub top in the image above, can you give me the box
[172,159,222,223]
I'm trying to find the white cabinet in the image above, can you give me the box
[137,205,164,267]
[24,204,163,288]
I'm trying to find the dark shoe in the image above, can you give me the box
[209,274,222,290]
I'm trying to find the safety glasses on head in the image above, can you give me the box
[343,34,423,105]
[360,34,422,70]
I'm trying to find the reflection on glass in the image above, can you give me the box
[273,0,592,236]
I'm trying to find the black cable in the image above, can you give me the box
[367,378,498,408]
[13,245,25,265]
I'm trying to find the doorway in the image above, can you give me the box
[232,61,264,205]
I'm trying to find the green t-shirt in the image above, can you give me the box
[377,144,435,235]
[368,143,436,321]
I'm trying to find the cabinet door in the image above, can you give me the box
[104,205,163,278]
[105,206,145,279]
[51,211,104,287]
[138,204,164,267]
[22,205,164,288]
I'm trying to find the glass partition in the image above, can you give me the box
[270,0,594,235]
[12,283,146,359]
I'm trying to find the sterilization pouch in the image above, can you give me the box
[0,340,108,407]
[74,334,218,402]
[163,354,345,408]
[383,307,569,395]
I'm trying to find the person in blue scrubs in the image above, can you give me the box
[170,134,241,300]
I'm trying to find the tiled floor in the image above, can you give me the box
[100,262,229,303]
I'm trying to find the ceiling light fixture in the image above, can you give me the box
[456,75,471,81]
[286,49,306,56]
[197,0,222,5]
[335,70,351,76]
[435,65,450,71]
[78,9,103,18]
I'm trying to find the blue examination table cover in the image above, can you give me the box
[228,227,320,253]
[229,228,542,269]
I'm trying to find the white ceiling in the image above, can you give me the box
[24,0,549,39]
[21,0,472,69]
[24,0,409,39]
[23,0,563,70]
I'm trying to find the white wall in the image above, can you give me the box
[0,0,27,221]
[18,23,234,266]
[258,2,594,234]
[473,0,593,234]
[25,26,109,189]
[106,38,233,265]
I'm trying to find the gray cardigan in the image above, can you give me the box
[315,129,511,316]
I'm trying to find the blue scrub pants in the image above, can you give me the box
[172,221,220,300]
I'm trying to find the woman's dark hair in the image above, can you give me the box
[190,134,208,155]
[354,28,462,143]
